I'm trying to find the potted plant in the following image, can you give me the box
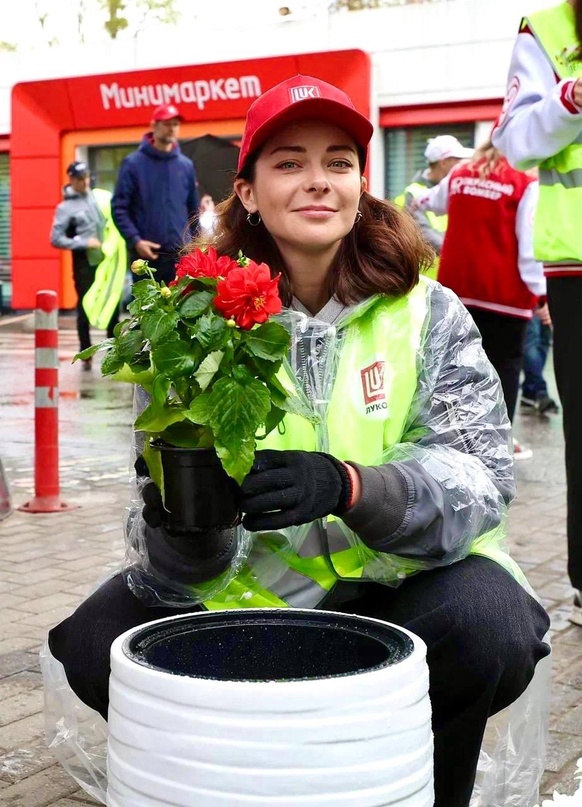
[75,248,314,532]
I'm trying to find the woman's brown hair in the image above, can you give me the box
[575,0,582,59]
[188,158,434,307]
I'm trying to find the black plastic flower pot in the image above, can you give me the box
[124,609,415,681]
[150,441,240,533]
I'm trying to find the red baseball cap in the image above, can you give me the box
[237,75,373,175]
[152,104,183,122]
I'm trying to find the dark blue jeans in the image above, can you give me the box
[49,556,550,807]
[522,316,552,400]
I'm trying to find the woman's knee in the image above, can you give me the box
[433,569,550,712]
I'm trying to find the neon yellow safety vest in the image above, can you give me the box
[394,182,446,281]
[82,188,127,329]
[202,279,526,612]
[524,3,582,265]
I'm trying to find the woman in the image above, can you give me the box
[414,142,548,459]
[492,0,582,626]
[48,75,550,807]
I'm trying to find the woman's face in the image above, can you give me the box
[235,120,364,265]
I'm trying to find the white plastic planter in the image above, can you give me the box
[107,608,433,806]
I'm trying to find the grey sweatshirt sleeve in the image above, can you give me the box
[341,283,515,565]
[50,202,85,250]
[405,191,444,254]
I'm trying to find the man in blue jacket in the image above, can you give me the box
[112,103,199,285]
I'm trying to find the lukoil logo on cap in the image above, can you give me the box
[289,86,322,103]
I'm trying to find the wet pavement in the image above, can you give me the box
[0,313,581,805]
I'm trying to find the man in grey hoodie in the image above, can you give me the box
[50,162,118,368]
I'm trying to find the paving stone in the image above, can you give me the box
[0,650,40,678]
[0,712,44,751]
[542,756,582,797]
[542,729,582,773]
[0,687,43,728]
[0,742,56,783]
[0,763,79,806]
[552,705,582,737]
[0,635,41,655]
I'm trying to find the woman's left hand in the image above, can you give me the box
[239,449,354,531]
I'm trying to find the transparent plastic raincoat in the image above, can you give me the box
[42,277,551,805]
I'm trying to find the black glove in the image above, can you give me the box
[239,449,353,532]
[134,457,237,584]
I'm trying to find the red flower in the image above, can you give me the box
[214,260,282,329]
[171,247,235,285]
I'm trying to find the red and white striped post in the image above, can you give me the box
[19,290,75,513]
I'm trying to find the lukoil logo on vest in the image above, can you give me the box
[361,361,388,415]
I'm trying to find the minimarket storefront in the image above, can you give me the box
[10,49,372,311]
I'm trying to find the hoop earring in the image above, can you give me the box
[355,210,363,224]
[247,211,262,227]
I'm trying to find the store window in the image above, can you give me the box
[384,123,476,201]
[88,145,138,193]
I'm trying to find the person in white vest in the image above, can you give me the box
[492,0,582,626]
[48,76,550,807]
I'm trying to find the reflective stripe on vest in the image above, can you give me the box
[524,5,582,263]
[82,188,127,330]
[200,278,518,611]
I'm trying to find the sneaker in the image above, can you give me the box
[569,591,582,627]
[512,438,533,461]
[520,396,537,413]
[535,393,559,415]
[82,358,92,372]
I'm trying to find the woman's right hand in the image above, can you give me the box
[574,78,582,109]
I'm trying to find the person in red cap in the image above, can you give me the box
[49,76,549,807]
[111,103,199,286]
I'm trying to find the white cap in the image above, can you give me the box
[424,135,474,163]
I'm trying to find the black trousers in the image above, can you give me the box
[48,555,549,807]
[72,252,119,352]
[547,276,582,589]
[467,307,529,423]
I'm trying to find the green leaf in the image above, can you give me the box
[151,374,171,409]
[194,350,224,391]
[179,290,214,319]
[207,376,270,456]
[244,321,290,362]
[140,309,179,344]
[261,404,286,437]
[110,363,154,389]
[215,438,256,485]
[151,335,198,378]
[74,340,111,362]
[101,347,125,375]
[186,393,213,425]
[196,312,228,351]
[160,420,212,448]
[245,355,283,381]
[135,401,188,433]
[117,328,146,362]
[267,375,319,422]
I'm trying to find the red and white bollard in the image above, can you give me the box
[19,290,75,513]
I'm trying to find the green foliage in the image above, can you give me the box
[76,265,314,484]
[98,0,178,40]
